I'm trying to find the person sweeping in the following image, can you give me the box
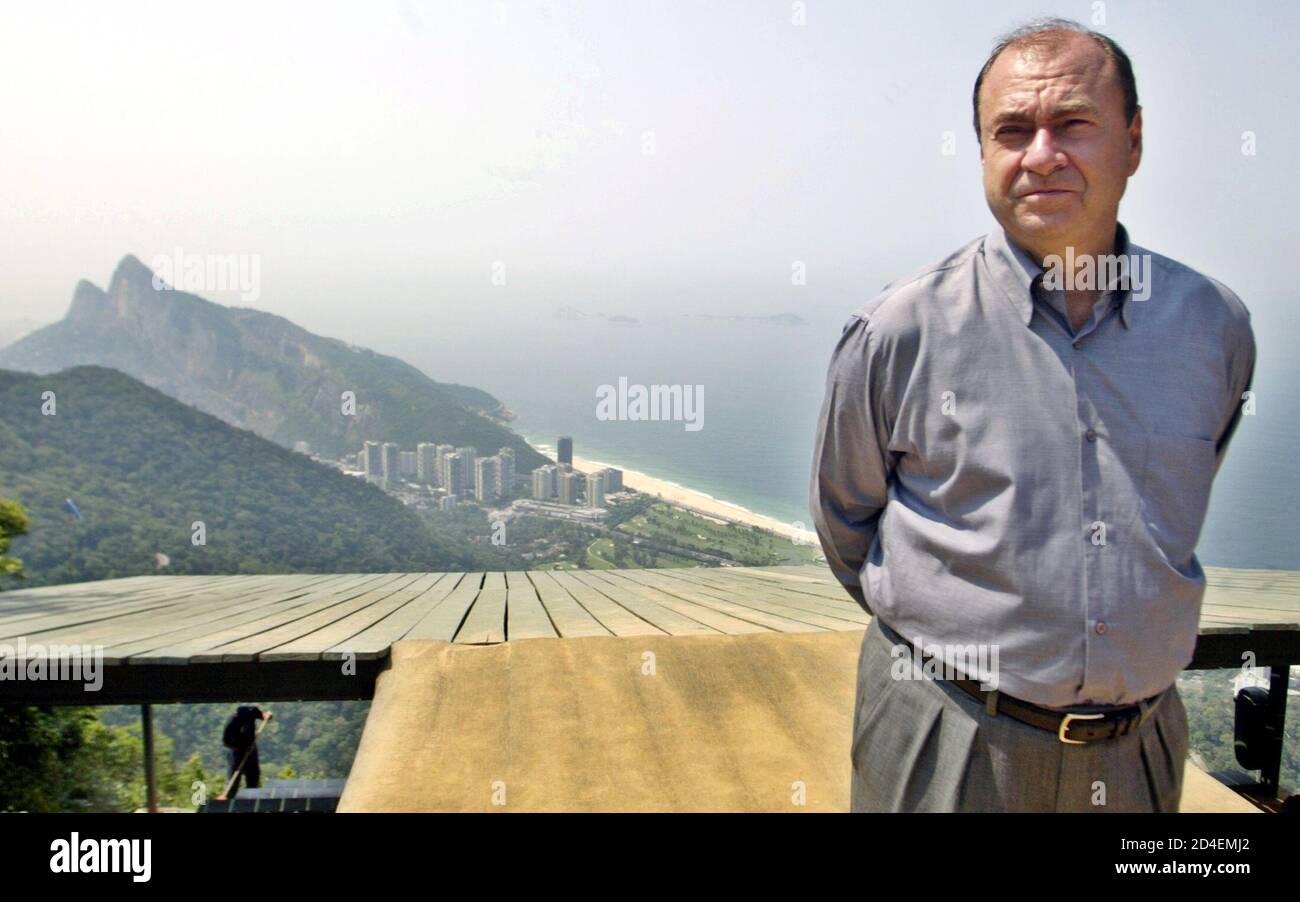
[219,705,271,800]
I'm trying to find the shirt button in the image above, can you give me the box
[1095,621,1108,635]
[1073,340,1082,349]
[1085,428,1098,442]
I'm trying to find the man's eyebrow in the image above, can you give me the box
[988,99,1100,128]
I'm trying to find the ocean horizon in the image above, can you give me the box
[372,303,1300,573]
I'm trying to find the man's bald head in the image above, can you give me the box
[972,18,1138,140]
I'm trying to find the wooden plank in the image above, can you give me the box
[0,574,165,602]
[131,573,395,664]
[504,571,557,640]
[658,566,866,610]
[660,567,864,616]
[93,575,345,664]
[265,573,451,661]
[0,574,264,637]
[724,572,850,600]
[575,571,747,635]
[198,574,425,662]
[456,572,506,644]
[403,573,485,641]
[525,572,612,638]
[545,571,665,637]
[327,573,462,657]
[620,568,851,632]
[16,574,324,647]
[0,574,247,624]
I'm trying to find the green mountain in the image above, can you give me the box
[0,256,545,467]
[0,366,478,588]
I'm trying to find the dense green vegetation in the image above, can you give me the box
[615,502,822,567]
[0,705,206,812]
[0,366,476,588]
[1178,669,1298,792]
[0,497,26,575]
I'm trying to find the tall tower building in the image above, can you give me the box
[362,441,383,478]
[417,442,438,483]
[475,457,500,503]
[434,444,455,487]
[557,436,573,468]
[445,452,472,495]
[456,447,478,483]
[399,451,417,476]
[586,472,605,508]
[381,442,401,481]
[532,465,557,500]
[557,470,580,505]
[497,447,516,496]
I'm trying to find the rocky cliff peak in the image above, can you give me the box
[66,279,108,321]
[109,254,157,293]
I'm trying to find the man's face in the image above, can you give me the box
[978,32,1142,257]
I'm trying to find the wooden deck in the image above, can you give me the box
[0,563,1297,704]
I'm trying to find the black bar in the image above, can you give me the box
[0,658,389,706]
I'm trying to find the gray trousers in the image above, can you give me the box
[851,616,1189,812]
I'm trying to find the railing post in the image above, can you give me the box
[1260,667,1289,798]
[142,704,158,813]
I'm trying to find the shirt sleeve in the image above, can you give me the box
[809,314,896,613]
[1212,308,1256,478]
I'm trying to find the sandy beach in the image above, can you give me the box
[564,453,821,547]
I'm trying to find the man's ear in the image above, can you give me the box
[1127,106,1143,176]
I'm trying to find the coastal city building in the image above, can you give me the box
[456,447,477,486]
[557,470,581,505]
[557,436,573,469]
[475,457,500,504]
[586,472,605,509]
[362,441,383,478]
[434,444,455,487]
[532,464,558,500]
[442,452,468,496]
[511,498,608,524]
[497,447,516,496]
[438,494,458,511]
[381,442,400,482]
[399,451,417,477]
[416,442,438,483]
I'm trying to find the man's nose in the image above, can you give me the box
[1021,127,1067,177]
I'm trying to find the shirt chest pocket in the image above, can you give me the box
[1136,432,1218,567]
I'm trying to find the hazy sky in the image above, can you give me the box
[3,0,1296,346]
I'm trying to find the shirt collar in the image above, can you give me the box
[983,221,1135,329]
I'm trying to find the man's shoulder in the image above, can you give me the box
[846,234,986,335]
[1137,242,1253,325]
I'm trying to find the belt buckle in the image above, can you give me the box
[1058,712,1105,745]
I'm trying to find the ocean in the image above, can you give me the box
[373,304,1299,571]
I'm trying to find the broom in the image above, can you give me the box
[216,712,273,802]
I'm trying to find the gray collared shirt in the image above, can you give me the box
[809,222,1256,708]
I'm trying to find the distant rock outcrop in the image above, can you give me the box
[0,257,547,466]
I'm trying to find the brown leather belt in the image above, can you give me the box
[878,619,1168,744]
